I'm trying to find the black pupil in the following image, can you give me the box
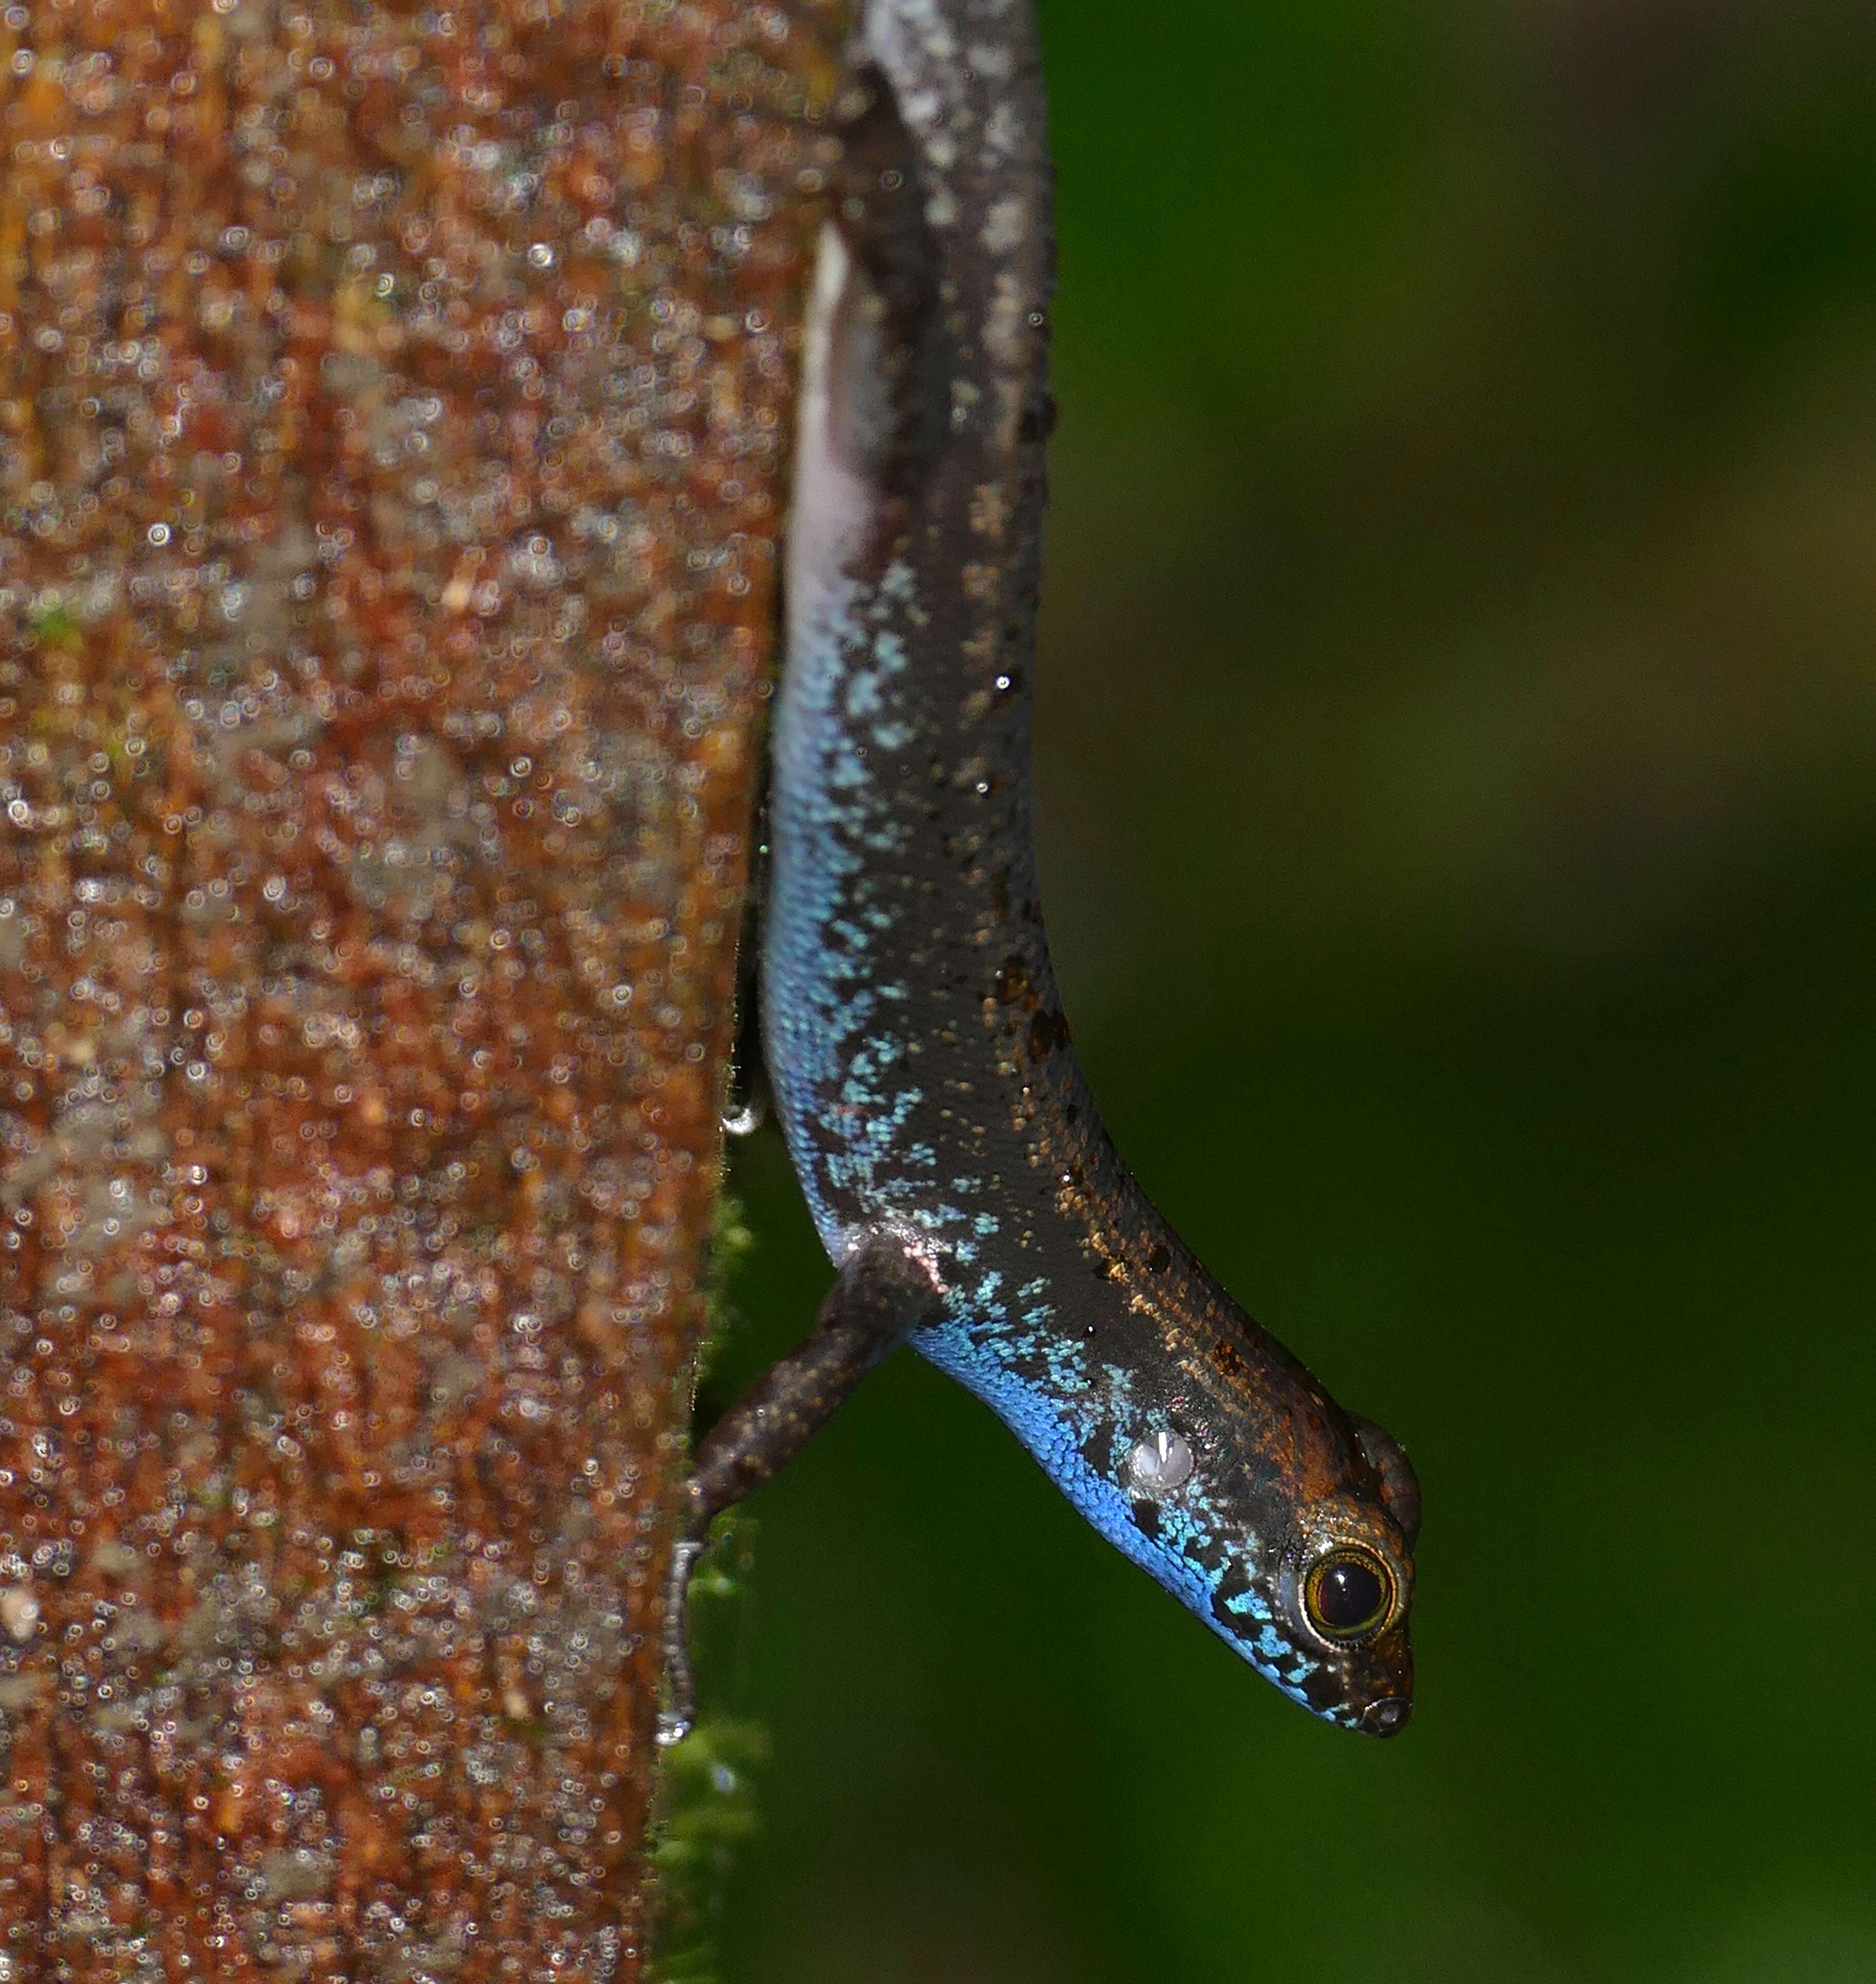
[1316,1558,1384,1632]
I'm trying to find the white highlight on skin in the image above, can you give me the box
[783,224,873,623]
[1127,1428,1195,1496]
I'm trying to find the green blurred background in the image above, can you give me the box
[705,2,1876,1975]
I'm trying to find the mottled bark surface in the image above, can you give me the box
[0,1,835,1974]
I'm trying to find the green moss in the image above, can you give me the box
[647,1193,767,1984]
[26,602,79,649]
[647,1704,771,1984]
[696,1189,755,1380]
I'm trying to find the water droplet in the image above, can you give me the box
[1127,1429,1194,1495]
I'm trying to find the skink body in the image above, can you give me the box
[664,0,1419,1742]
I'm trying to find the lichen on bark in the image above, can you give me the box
[0,0,837,1974]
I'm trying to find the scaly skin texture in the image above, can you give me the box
[759,0,1419,1733]
[0,1,836,1974]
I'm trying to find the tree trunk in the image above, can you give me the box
[0,2,834,1973]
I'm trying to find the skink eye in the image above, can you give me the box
[1304,1547,1394,1643]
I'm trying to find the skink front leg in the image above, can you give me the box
[658,1232,936,1744]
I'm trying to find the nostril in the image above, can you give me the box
[1361,1696,1411,1738]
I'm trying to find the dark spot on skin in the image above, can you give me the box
[1092,1256,1114,1282]
[1005,1342,1054,1386]
[1211,1337,1248,1382]
[1019,393,1058,444]
[1146,1243,1170,1274]
[1131,1498,1161,1541]
[1210,1564,1256,1632]
[1026,1007,1059,1060]
[1064,1102,1079,1125]
[994,956,1030,1004]
[990,866,1009,920]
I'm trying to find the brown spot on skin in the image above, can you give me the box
[1026,1005,1069,1060]
[962,626,1001,670]
[1212,1337,1250,1383]
[994,955,1032,1005]
[968,480,1010,540]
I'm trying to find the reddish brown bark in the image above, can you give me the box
[0,1,836,1974]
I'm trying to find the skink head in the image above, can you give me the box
[1270,1453,1417,1737]
[1117,1362,1419,1737]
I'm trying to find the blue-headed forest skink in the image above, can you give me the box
[659,0,1420,1746]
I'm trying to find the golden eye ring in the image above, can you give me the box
[1303,1546,1396,1644]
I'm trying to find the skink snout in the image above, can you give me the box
[1360,1696,1412,1738]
